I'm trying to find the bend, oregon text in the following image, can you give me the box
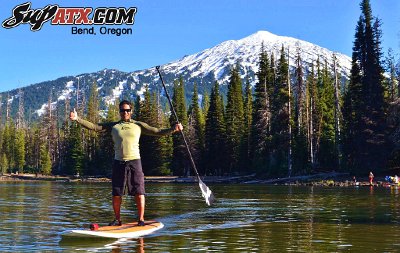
[71,26,133,36]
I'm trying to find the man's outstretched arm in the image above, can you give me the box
[69,108,108,132]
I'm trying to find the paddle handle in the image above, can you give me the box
[156,66,201,180]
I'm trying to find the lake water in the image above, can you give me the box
[1,181,400,252]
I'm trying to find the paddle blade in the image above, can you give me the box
[198,179,215,206]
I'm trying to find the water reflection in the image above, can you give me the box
[1,182,400,252]
[59,234,146,252]
[110,237,144,253]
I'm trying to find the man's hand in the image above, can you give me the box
[69,108,78,121]
[174,123,183,132]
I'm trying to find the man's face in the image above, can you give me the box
[119,104,132,121]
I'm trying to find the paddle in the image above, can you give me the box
[156,66,215,206]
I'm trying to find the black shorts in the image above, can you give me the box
[112,159,145,196]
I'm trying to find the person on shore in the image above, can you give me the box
[352,176,360,186]
[369,171,374,185]
[69,100,183,226]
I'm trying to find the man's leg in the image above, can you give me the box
[131,160,145,225]
[135,194,145,222]
[112,195,122,222]
[110,160,126,225]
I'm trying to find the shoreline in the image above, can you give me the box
[0,173,396,187]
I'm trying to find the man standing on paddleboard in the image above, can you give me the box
[70,100,183,226]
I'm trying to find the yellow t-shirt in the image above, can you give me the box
[76,118,175,161]
[112,121,142,160]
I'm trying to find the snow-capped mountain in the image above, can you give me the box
[1,30,352,119]
[163,30,351,84]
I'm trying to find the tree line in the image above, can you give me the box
[0,0,399,178]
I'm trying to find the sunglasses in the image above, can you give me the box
[119,109,132,113]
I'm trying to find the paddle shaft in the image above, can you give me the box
[156,66,201,179]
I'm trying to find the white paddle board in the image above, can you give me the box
[63,220,164,239]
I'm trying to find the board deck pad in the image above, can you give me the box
[63,220,164,239]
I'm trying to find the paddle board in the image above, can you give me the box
[63,220,164,239]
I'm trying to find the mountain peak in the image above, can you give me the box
[242,30,281,42]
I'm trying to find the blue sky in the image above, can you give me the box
[0,0,399,92]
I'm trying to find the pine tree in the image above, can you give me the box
[57,97,71,175]
[0,123,5,174]
[251,45,272,172]
[155,92,173,175]
[187,83,205,174]
[140,88,164,175]
[0,153,8,175]
[205,81,226,175]
[305,62,318,169]
[270,45,291,176]
[5,93,11,122]
[318,60,336,169]
[170,78,188,176]
[202,91,210,117]
[16,89,25,129]
[397,58,400,98]
[294,46,305,134]
[292,47,308,174]
[333,54,343,170]
[225,64,244,173]
[40,91,58,174]
[96,101,119,176]
[24,124,40,173]
[2,121,16,172]
[240,78,253,173]
[385,48,398,101]
[85,81,100,175]
[40,143,52,175]
[65,123,84,176]
[134,95,141,119]
[287,48,293,177]
[343,0,389,174]
[14,128,25,173]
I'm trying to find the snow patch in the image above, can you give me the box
[57,80,75,101]
[35,101,57,116]
[136,85,147,100]
[104,80,128,105]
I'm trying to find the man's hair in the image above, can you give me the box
[119,100,133,110]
